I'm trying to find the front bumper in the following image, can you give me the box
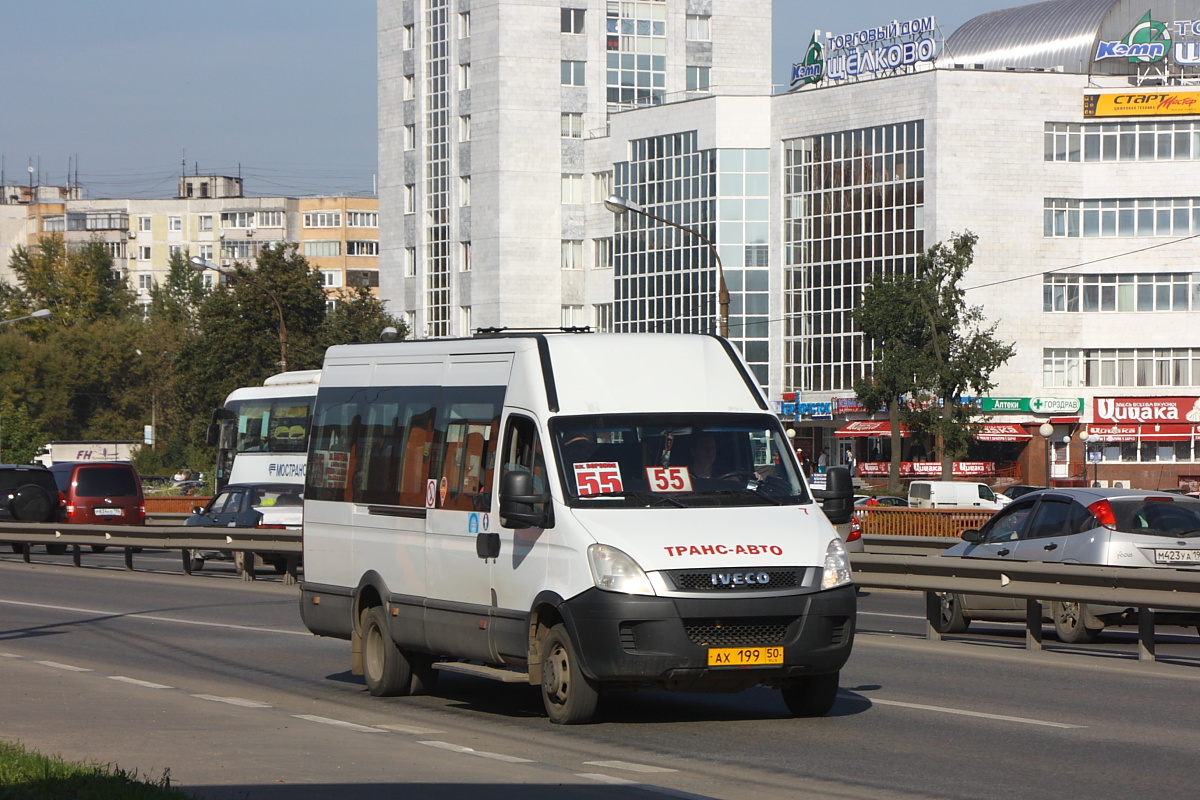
[559,584,856,691]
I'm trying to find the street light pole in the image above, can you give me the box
[0,308,51,327]
[190,256,288,373]
[1039,422,1054,488]
[604,193,730,339]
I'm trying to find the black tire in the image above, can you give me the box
[183,549,205,573]
[1053,601,1102,643]
[9,484,54,522]
[45,543,68,556]
[540,623,599,724]
[781,672,840,717]
[90,545,108,553]
[932,592,970,634]
[361,606,412,697]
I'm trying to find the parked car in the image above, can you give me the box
[1001,484,1042,501]
[183,483,302,573]
[932,488,1200,642]
[1,465,65,553]
[49,462,146,553]
[909,480,1009,510]
[854,495,908,507]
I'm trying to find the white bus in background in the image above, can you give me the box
[209,370,320,490]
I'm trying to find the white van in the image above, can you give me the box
[299,332,856,724]
[908,480,1009,510]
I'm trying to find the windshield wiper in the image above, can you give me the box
[705,487,783,505]
[586,490,687,508]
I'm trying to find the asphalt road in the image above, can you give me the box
[2,549,1199,799]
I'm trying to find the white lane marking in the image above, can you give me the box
[859,611,923,620]
[418,740,534,763]
[36,660,92,672]
[193,694,273,709]
[0,598,309,637]
[110,676,172,689]
[294,714,386,733]
[376,724,444,735]
[0,652,22,658]
[576,774,716,800]
[847,695,1086,729]
[584,760,677,774]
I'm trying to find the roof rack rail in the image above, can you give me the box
[472,326,593,337]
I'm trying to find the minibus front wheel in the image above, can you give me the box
[361,606,412,697]
[540,623,599,724]
[781,671,840,717]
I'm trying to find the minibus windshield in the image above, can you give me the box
[550,414,811,508]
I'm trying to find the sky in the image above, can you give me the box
[0,1,1016,199]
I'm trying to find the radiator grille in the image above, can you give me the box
[683,617,792,647]
[667,568,803,592]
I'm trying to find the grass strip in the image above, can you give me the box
[0,741,196,799]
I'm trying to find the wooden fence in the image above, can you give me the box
[854,506,993,538]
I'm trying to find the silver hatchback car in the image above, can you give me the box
[934,488,1200,642]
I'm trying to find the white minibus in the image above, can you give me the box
[299,332,855,724]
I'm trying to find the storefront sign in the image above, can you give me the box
[1091,12,1200,70]
[790,16,939,89]
[857,461,995,478]
[978,397,1084,414]
[833,396,871,414]
[1094,396,1200,424]
[1084,90,1200,117]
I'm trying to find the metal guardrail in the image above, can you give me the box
[850,552,1200,662]
[0,521,300,584]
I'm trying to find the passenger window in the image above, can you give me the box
[501,416,548,497]
[1025,499,1070,539]
[984,502,1035,542]
[1068,501,1099,534]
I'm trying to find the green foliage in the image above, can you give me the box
[0,740,196,798]
[853,232,1015,482]
[0,239,401,473]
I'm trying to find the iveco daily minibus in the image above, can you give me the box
[299,332,855,724]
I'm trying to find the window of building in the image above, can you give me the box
[686,14,711,40]
[404,124,416,150]
[169,245,182,258]
[321,270,343,288]
[303,211,342,228]
[303,241,343,258]
[561,8,585,34]
[1046,121,1200,163]
[561,60,585,86]
[593,303,613,332]
[405,247,417,277]
[460,241,471,271]
[686,66,710,92]
[459,11,470,38]
[167,216,182,231]
[594,237,612,269]
[593,171,612,202]
[1045,197,1200,238]
[404,185,416,214]
[138,216,152,232]
[403,24,414,50]
[459,115,471,141]
[459,63,471,90]
[460,305,472,334]
[198,244,213,260]
[1044,273,1196,313]
[605,0,667,108]
[561,112,583,139]
[138,274,154,291]
[139,245,152,261]
[561,174,583,204]
[1044,347,1200,387]
[257,211,283,228]
[347,211,378,228]
[404,75,415,99]
[561,304,587,328]
[198,215,213,232]
[347,240,379,256]
[561,240,583,269]
[460,176,471,206]
[221,211,254,228]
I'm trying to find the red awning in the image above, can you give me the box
[1137,424,1199,441]
[974,423,1032,442]
[835,421,908,438]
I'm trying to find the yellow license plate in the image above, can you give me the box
[707,647,784,667]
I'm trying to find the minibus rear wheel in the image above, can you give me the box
[540,624,599,724]
[781,671,839,717]
[361,606,412,697]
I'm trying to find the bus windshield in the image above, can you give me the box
[550,413,810,508]
[227,397,312,455]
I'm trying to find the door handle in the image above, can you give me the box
[476,531,500,559]
[997,548,1010,557]
[1043,543,1059,551]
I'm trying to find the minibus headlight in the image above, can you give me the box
[587,544,654,596]
[820,537,853,591]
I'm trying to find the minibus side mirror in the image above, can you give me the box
[205,422,220,447]
[499,470,551,530]
[812,466,853,525]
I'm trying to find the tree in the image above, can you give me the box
[6,235,137,324]
[318,283,407,349]
[854,232,1015,485]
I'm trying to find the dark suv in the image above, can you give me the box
[1,464,66,553]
